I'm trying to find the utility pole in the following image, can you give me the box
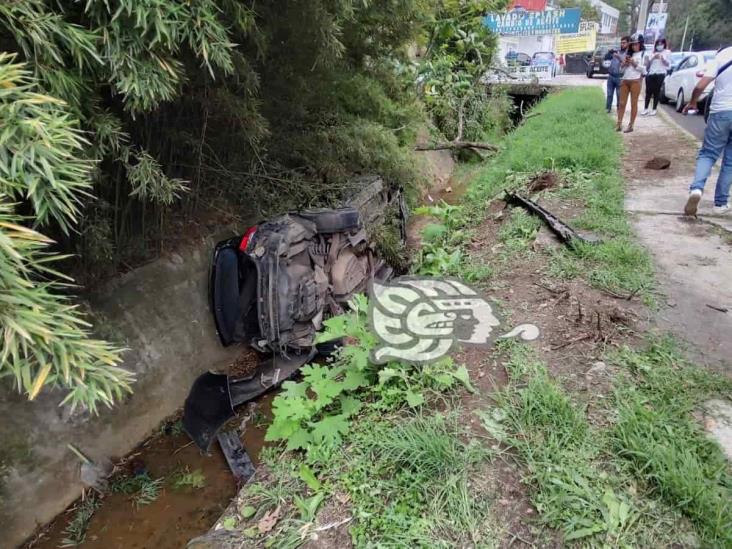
[636,0,650,34]
[680,14,689,51]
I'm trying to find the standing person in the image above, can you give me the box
[642,38,671,115]
[683,45,732,215]
[605,36,629,113]
[616,35,647,133]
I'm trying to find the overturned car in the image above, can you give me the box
[184,177,408,450]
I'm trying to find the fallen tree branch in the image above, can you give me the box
[602,287,641,301]
[551,333,593,351]
[415,141,498,152]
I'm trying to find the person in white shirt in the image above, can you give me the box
[683,46,732,215]
[616,36,647,133]
[642,38,670,116]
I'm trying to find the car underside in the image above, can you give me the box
[184,176,408,450]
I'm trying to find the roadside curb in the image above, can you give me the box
[656,106,702,145]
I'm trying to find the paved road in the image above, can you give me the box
[658,103,706,141]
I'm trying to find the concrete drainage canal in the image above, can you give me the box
[16,176,433,548]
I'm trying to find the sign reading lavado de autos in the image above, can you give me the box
[484,8,581,36]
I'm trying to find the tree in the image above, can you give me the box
[665,0,732,51]
[0,54,133,412]
[419,0,511,148]
[0,0,511,410]
[0,0,241,409]
[558,0,602,23]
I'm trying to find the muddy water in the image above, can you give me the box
[435,174,468,205]
[31,395,275,549]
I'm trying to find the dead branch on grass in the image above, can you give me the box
[551,333,593,350]
[415,141,498,152]
[602,287,641,301]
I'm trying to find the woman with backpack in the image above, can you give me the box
[642,38,671,116]
[616,35,647,133]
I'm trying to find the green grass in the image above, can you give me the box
[489,338,731,547]
[490,343,637,545]
[609,338,732,547]
[338,411,495,547]
[460,88,655,298]
[110,472,164,508]
[60,496,100,547]
[498,208,541,254]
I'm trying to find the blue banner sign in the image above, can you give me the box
[484,8,581,36]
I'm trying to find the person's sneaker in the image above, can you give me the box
[650,109,657,116]
[713,204,730,214]
[641,109,649,116]
[684,189,703,216]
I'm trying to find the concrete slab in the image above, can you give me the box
[703,399,732,461]
[619,100,732,372]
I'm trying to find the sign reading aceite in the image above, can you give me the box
[484,8,581,36]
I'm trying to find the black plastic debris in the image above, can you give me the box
[217,430,255,483]
[504,192,601,246]
[183,351,313,452]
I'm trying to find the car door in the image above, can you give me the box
[666,55,693,103]
[679,54,700,100]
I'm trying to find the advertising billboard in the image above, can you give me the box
[644,12,668,46]
[484,8,581,36]
[557,29,597,54]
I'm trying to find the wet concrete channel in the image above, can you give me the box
[28,393,275,549]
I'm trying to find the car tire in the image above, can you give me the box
[675,89,685,113]
[298,207,361,233]
[659,82,668,104]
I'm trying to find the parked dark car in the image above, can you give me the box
[586,46,611,78]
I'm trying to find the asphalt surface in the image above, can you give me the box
[657,103,706,141]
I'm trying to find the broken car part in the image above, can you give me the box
[183,351,311,452]
[217,430,256,482]
[504,191,601,246]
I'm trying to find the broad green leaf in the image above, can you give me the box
[298,464,321,492]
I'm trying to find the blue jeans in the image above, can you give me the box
[606,75,621,111]
[690,111,732,207]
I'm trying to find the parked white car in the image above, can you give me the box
[662,50,717,113]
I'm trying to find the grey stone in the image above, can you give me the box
[702,399,732,461]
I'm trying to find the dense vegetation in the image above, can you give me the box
[665,0,732,51]
[0,1,508,408]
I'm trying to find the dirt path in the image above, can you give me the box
[620,108,732,371]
